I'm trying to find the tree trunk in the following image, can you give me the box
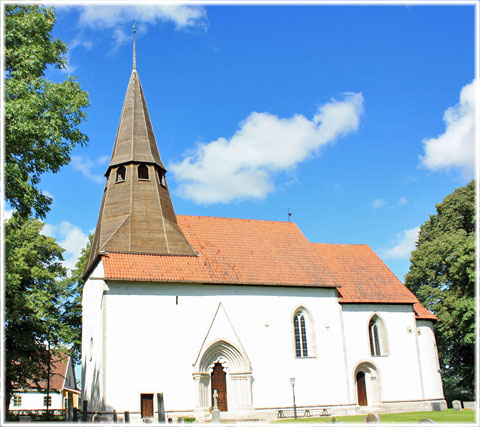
[4,377,12,420]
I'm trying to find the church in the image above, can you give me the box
[81,39,446,422]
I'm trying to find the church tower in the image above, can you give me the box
[85,31,196,275]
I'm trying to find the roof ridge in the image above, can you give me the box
[312,242,370,247]
[177,214,295,224]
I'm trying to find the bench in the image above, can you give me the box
[277,408,329,418]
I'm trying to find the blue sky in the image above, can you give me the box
[15,1,476,282]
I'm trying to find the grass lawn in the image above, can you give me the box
[273,409,476,424]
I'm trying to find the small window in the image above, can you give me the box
[44,396,52,407]
[138,164,149,180]
[158,169,167,187]
[294,311,308,357]
[13,395,22,407]
[89,337,93,361]
[116,165,126,183]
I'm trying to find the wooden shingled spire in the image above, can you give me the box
[85,30,197,276]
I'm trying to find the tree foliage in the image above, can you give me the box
[405,180,476,399]
[5,4,89,219]
[60,234,93,365]
[4,214,69,410]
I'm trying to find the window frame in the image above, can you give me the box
[13,395,22,407]
[292,306,316,359]
[115,165,126,183]
[137,164,150,180]
[368,314,389,357]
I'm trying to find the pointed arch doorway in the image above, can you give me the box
[193,340,253,414]
[211,362,227,411]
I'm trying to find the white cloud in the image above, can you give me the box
[77,4,207,50]
[370,198,386,208]
[42,190,54,202]
[170,92,364,204]
[71,155,109,184]
[420,79,477,178]
[382,226,420,260]
[397,196,408,206]
[4,209,14,221]
[41,221,89,271]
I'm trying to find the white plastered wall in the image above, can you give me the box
[82,275,445,416]
[9,391,63,411]
[81,261,106,411]
[341,304,424,405]
[416,320,444,400]
[99,283,349,414]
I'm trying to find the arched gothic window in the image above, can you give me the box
[369,315,389,356]
[138,164,149,180]
[294,309,309,357]
[116,165,126,183]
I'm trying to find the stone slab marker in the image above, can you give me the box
[462,401,476,410]
[452,400,462,411]
[157,393,166,423]
[82,400,88,422]
[365,413,380,423]
[212,389,220,423]
[67,393,74,421]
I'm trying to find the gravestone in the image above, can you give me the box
[419,419,435,423]
[365,413,380,423]
[157,393,166,423]
[212,390,220,423]
[82,400,88,422]
[68,393,74,421]
[452,400,462,411]
[462,401,476,410]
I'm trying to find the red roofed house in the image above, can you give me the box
[81,40,445,422]
[9,352,80,415]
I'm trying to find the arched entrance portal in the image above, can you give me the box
[211,362,228,411]
[193,340,253,414]
[356,371,367,406]
[354,361,382,407]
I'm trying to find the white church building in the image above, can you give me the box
[81,40,446,422]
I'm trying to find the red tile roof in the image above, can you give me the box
[311,243,436,320]
[102,216,338,288]
[22,352,75,391]
[100,215,435,320]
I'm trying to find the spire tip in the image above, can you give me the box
[133,20,137,70]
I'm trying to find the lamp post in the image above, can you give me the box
[289,377,297,419]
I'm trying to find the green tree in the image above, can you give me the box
[4,214,70,412]
[405,180,475,401]
[60,234,93,366]
[5,4,89,219]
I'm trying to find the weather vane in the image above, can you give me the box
[132,20,137,70]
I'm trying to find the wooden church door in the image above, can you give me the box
[356,371,368,406]
[211,362,228,411]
